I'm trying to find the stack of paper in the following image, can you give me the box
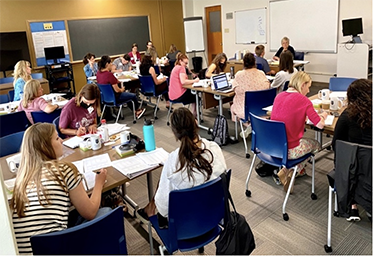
[105,123,130,136]
[307,115,334,126]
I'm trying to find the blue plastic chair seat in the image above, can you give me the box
[31,109,61,124]
[255,150,312,170]
[0,111,30,138]
[139,75,167,119]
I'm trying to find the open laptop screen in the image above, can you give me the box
[212,73,229,90]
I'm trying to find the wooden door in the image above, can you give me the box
[205,5,222,65]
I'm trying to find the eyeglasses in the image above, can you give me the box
[182,61,189,65]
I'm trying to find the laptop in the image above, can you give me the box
[212,73,233,93]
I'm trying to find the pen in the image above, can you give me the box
[92,169,101,174]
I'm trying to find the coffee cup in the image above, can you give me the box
[4,103,11,113]
[120,131,131,145]
[321,100,330,110]
[203,79,210,88]
[318,89,330,100]
[89,134,102,150]
[52,95,59,104]
[330,97,343,111]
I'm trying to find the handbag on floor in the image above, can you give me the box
[215,173,255,255]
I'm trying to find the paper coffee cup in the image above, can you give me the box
[321,100,330,110]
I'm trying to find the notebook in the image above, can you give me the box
[212,73,233,93]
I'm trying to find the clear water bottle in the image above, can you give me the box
[143,118,155,152]
[100,119,109,142]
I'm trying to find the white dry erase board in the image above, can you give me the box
[235,8,267,44]
[184,17,205,53]
[269,0,339,53]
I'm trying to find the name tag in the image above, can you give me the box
[87,106,94,114]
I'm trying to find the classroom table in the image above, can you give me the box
[183,84,235,132]
[225,60,310,74]
[1,134,160,212]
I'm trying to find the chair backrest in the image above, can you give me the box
[294,51,305,61]
[0,77,14,84]
[8,90,14,102]
[0,94,10,104]
[256,63,263,70]
[244,87,277,120]
[138,75,156,95]
[329,77,356,91]
[52,116,65,139]
[283,81,290,91]
[249,112,288,164]
[169,60,176,69]
[97,83,117,105]
[0,131,25,157]
[0,111,30,138]
[31,109,62,124]
[31,73,43,79]
[154,65,160,75]
[167,175,225,251]
[31,206,127,255]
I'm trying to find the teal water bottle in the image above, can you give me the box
[143,118,156,151]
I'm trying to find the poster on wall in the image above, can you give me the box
[29,20,70,66]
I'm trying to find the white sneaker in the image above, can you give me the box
[240,125,252,138]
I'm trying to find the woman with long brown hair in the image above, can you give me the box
[332,79,372,221]
[271,50,298,93]
[11,123,108,254]
[205,53,227,78]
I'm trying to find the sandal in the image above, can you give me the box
[136,208,149,224]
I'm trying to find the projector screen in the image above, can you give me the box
[184,17,205,53]
[269,0,339,53]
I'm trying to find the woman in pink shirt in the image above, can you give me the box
[169,53,199,116]
[271,71,327,191]
[18,79,59,124]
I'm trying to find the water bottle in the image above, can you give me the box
[143,118,156,152]
[100,119,109,142]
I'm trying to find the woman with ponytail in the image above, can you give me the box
[137,107,227,222]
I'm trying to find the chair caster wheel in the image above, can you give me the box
[198,246,204,253]
[167,122,170,126]
[311,193,317,200]
[133,120,136,124]
[333,211,339,217]
[324,245,332,253]
[207,129,212,135]
[246,153,250,159]
[283,213,289,221]
[326,146,331,150]
[155,116,158,120]
[245,190,251,197]
[201,120,204,123]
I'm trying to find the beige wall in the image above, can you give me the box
[0,0,185,92]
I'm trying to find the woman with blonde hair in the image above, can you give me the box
[271,71,327,191]
[11,123,109,254]
[166,44,181,62]
[205,53,227,78]
[13,60,32,101]
[18,79,59,124]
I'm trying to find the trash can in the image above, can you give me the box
[192,56,203,72]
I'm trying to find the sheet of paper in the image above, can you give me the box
[72,160,95,191]
[4,178,16,191]
[136,148,169,165]
[262,105,273,111]
[330,91,347,98]
[307,115,334,126]
[105,123,130,136]
[82,153,112,174]
[63,136,84,149]
[192,81,204,87]
[112,156,158,179]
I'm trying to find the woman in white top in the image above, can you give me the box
[271,50,297,93]
[137,107,227,221]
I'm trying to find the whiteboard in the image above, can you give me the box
[235,8,267,44]
[270,0,339,53]
[183,17,205,52]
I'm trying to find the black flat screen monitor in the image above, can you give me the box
[44,46,65,63]
[342,18,363,37]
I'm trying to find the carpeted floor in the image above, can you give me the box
[108,82,372,255]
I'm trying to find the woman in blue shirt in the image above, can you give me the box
[83,53,98,83]
[13,60,32,101]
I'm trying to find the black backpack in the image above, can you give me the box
[212,115,230,146]
[216,173,256,255]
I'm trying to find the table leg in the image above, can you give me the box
[146,172,153,202]
[191,90,209,131]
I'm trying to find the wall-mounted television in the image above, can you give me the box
[342,18,363,37]
[0,32,31,72]
[44,46,65,63]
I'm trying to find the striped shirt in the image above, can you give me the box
[12,163,82,255]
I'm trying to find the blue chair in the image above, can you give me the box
[246,113,316,221]
[0,131,24,157]
[329,77,356,91]
[256,63,264,71]
[8,90,14,102]
[154,65,160,75]
[52,116,65,139]
[0,111,30,138]
[283,81,289,91]
[31,73,43,79]
[148,175,225,255]
[30,206,128,255]
[31,109,61,124]
[169,60,176,70]
[0,77,14,84]
[0,94,9,104]
[139,75,168,120]
[235,88,277,158]
[97,83,136,124]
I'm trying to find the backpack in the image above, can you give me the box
[255,161,279,177]
[212,115,230,146]
[216,173,256,255]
